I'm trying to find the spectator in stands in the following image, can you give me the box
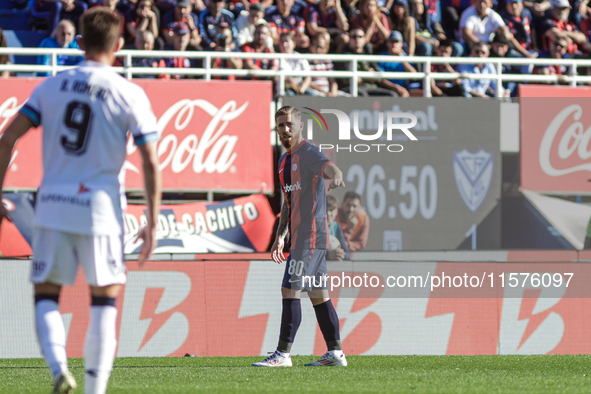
[423,0,440,23]
[489,31,511,60]
[161,0,201,49]
[37,20,82,77]
[0,28,8,78]
[440,0,472,41]
[114,0,132,14]
[376,30,417,97]
[131,31,167,78]
[265,0,310,49]
[32,0,87,35]
[537,0,589,55]
[489,33,520,95]
[389,0,416,55]
[500,0,534,52]
[326,195,350,261]
[103,0,127,38]
[459,0,508,53]
[164,22,194,79]
[411,0,463,56]
[336,26,374,90]
[534,36,570,82]
[580,2,591,41]
[336,191,370,252]
[241,23,278,79]
[524,0,551,19]
[236,3,272,47]
[341,0,359,21]
[125,0,161,47]
[430,39,466,96]
[351,0,391,51]
[303,0,349,52]
[335,26,397,95]
[212,24,243,80]
[307,33,340,96]
[199,0,238,49]
[457,41,498,97]
[278,32,312,95]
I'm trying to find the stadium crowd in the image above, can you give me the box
[0,0,589,96]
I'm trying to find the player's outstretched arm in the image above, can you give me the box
[0,114,34,227]
[271,201,289,264]
[323,163,346,190]
[136,141,162,265]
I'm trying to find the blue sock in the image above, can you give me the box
[314,300,342,351]
[277,298,301,353]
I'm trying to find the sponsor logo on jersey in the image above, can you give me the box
[77,183,91,194]
[283,182,302,193]
[39,193,91,208]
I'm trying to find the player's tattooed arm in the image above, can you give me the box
[271,201,289,264]
[277,200,289,240]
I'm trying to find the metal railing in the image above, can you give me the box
[2,47,591,97]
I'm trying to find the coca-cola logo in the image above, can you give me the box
[125,99,248,176]
[1,97,26,172]
[539,104,591,176]
[0,97,24,134]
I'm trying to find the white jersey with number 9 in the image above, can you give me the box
[20,60,159,236]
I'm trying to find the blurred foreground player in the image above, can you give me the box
[0,8,161,393]
[252,106,347,367]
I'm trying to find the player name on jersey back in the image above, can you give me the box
[59,79,112,102]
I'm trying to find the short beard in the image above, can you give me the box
[281,138,291,150]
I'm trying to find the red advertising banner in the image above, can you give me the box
[0,193,275,256]
[2,251,591,358]
[0,79,274,192]
[519,85,591,194]
[124,194,275,254]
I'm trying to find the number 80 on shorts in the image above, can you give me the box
[288,259,304,277]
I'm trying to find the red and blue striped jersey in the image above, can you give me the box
[278,140,333,250]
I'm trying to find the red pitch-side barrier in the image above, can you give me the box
[1,251,591,357]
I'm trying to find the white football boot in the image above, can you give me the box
[252,351,293,367]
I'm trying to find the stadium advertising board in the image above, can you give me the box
[1,251,591,358]
[280,97,501,251]
[124,194,275,253]
[0,79,273,192]
[519,86,591,194]
[0,193,275,256]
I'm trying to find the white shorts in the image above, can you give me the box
[31,228,126,287]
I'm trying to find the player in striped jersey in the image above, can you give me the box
[252,106,348,368]
[0,8,161,393]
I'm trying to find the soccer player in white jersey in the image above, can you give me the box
[0,8,161,394]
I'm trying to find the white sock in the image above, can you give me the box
[328,349,343,357]
[35,299,68,379]
[84,305,117,394]
[277,350,290,358]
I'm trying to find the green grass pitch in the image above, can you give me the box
[1,355,591,393]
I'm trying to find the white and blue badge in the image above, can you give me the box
[453,148,493,212]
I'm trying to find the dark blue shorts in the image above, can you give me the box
[281,249,327,291]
